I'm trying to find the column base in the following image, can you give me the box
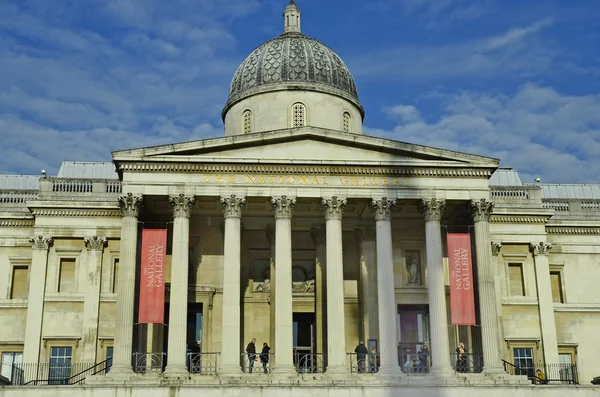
[325,364,348,376]
[105,365,134,380]
[376,365,402,378]
[163,365,190,379]
[218,365,243,376]
[271,365,296,376]
[429,365,455,378]
[482,365,507,375]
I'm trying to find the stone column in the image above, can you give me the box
[219,195,246,374]
[311,227,326,358]
[322,197,347,373]
[164,194,194,376]
[370,198,401,376]
[271,195,296,375]
[23,236,53,364]
[471,199,503,373]
[418,198,453,375]
[355,227,378,346]
[110,193,142,377]
[81,236,108,363]
[530,242,559,365]
[267,226,276,357]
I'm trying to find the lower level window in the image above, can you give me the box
[1,352,23,382]
[49,347,72,385]
[106,346,114,373]
[513,347,534,378]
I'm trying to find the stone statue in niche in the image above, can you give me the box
[406,250,421,285]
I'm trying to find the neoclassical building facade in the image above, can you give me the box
[0,1,599,396]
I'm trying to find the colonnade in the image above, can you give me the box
[107,194,502,377]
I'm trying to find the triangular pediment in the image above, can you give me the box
[113,127,499,169]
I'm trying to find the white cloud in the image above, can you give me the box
[366,84,600,183]
[348,19,554,81]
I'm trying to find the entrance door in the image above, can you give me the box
[293,313,315,372]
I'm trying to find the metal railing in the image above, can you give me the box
[241,352,273,374]
[399,352,431,374]
[295,352,325,374]
[451,352,483,373]
[502,360,579,385]
[347,353,379,374]
[187,352,219,375]
[133,352,167,374]
[7,362,97,385]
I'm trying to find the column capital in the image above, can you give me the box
[220,195,245,219]
[84,236,107,251]
[310,226,326,246]
[471,199,494,223]
[322,196,347,221]
[530,242,552,256]
[271,195,296,219]
[370,197,396,221]
[491,242,502,256]
[169,194,195,219]
[30,235,53,250]
[418,198,446,222]
[354,227,376,242]
[118,193,143,218]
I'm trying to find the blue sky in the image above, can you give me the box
[1,0,599,183]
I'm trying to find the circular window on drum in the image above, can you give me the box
[242,109,253,134]
[342,111,351,132]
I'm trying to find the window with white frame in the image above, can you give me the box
[49,346,72,384]
[1,352,22,382]
[291,103,306,128]
[342,111,351,132]
[242,109,252,134]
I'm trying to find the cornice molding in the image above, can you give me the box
[117,163,493,178]
[30,209,121,217]
[546,227,600,235]
[490,215,549,224]
[0,219,35,227]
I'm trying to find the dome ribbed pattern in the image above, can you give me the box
[226,32,359,105]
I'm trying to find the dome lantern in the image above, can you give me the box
[284,0,301,34]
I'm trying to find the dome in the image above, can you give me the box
[222,2,363,120]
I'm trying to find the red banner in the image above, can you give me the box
[138,229,167,324]
[447,233,476,326]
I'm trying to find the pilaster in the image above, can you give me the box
[219,195,246,375]
[370,197,401,377]
[530,242,559,366]
[23,236,53,364]
[81,236,107,363]
[271,195,296,375]
[322,197,347,374]
[165,194,194,377]
[355,227,378,347]
[311,227,326,358]
[471,199,503,373]
[418,198,453,376]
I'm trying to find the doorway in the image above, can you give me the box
[293,313,316,372]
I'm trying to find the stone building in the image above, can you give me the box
[0,1,599,396]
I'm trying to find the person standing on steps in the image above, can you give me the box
[260,342,271,374]
[246,338,257,373]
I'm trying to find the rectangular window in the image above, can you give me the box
[106,346,113,373]
[49,347,72,385]
[550,271,564,303]
[508,263,525,296]
[513,347,534,379]
[10,266,29,299]
[58,259,76,293]
[1,352,23,383]
[112,258,119,293]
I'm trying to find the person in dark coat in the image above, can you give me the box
[246,338,257,373]
[355,342,369,373]
[260,343,271,374]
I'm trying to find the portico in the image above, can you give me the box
[105,127,503,379]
